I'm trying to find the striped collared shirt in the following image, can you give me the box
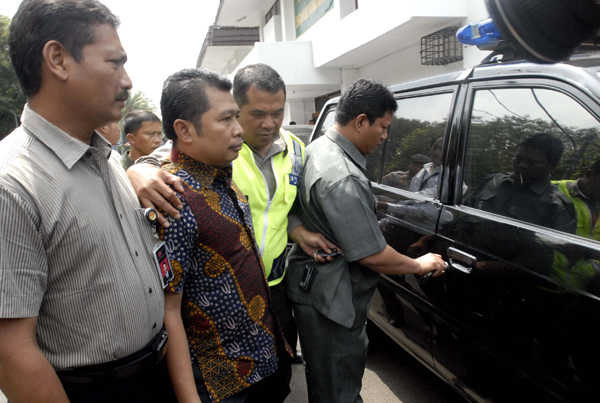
[0,105,164,370]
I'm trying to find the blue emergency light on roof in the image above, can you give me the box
[456,18,503,49]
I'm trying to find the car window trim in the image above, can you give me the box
[455,77,600,209]
[376,85,460,201]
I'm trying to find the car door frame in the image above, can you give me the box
[430,73,600,402]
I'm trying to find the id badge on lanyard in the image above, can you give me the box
[153,241,174,288]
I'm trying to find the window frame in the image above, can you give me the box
[374,85,460,199]
[454,77,600,235]
[312,104,336,143]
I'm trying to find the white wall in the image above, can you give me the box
[339,0,491,87]
[252,41,340,86]
[359,43,462,87]
[341,68,360,92]
[304,99,316,122]
[285,99,306,125]
[283,99,317,125]
[226,0,491,113]
[305,0,469,68]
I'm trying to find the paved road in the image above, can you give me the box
[0,324,463,403]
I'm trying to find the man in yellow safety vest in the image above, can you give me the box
[126,64,337,387]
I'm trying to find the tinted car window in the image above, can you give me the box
[381,93,454,196]
[464,87,600,236]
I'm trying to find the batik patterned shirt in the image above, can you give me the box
[160,148,289,402]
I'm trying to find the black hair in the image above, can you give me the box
[335,78,397,126]
[517,132,564,166]
[9,0,119,97]
[124,110,161,136]
[233,63,286,107]
[161,68,232,143]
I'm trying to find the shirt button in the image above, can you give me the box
[153,323,157,329]
[149,287,153,294]
[119,213,123,219]
[135,251,139,257]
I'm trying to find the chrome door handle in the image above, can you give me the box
[447,247,476,274]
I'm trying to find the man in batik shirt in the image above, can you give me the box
[158,68,291,403]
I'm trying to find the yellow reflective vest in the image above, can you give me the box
[232,129,305,286]
[555,180,600,240]
[548,180,599,291]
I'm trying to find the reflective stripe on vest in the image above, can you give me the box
[232,129,305,286]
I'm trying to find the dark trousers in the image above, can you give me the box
[61,359,176,403]
[270,279,298,355]
[293,302,368,403]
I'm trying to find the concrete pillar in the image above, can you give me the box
[281,0,296,42]
[264,15,283,42]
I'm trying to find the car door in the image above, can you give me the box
[367,85,461,370]
[431,78,600,402]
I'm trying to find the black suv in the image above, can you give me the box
[310,59,600,402]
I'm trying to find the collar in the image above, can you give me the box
[169,147,232,188]
[424,162,433,171]
[122,151,134,162]
[568,179,598,207]
[21,105,112,169]
[568,179,588,199]
[324,128,368,172]
[423,162,440,174]
[245,131,287,160]
[508,173,551,195]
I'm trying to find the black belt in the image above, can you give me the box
[56,327,168,384]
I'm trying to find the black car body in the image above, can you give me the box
[310,59,600,402]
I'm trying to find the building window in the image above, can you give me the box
[265,0,281,25]
[421,27,463,66]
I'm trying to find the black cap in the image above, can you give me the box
[410,154,431,164]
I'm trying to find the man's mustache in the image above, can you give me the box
[116,92,129,102]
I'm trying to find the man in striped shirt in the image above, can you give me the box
[0,1,178,402]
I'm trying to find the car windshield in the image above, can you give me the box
[283,125,314,145]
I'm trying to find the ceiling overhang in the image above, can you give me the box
[315,16,466,69]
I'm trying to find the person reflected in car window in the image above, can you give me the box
[409,137,444,196]
[549,159,600,292]
[554,158,600,240]
[381,154,431,190]
[466,132,576,233]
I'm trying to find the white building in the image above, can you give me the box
[198,0,490,124]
